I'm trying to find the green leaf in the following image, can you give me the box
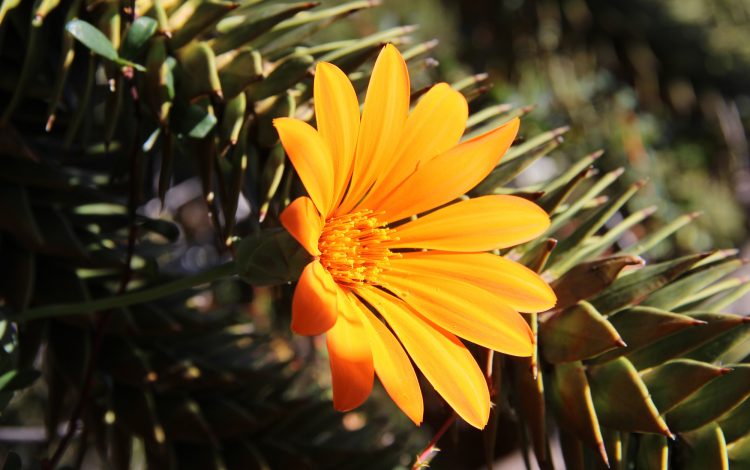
[666,364,750,432]
[683,319,750,364]
[545,166,624,233]
[637,434,669,470]
[619,211,699,256]
[66,19,119,61]
[473,140,559,194]
[548,180,642,268]
[642,259,742,311]
[66,19,145,71]
[247,53,314,101]
[173,102,217,139]
[0,368,41,392]
[540,301,624,363]
[627,312,746,370]
[587,357,671,436]
[718,396,750,444]
[212,1,319,55]
[168,0,239,50]
[727,433,750,468]
[550,255,644,310]
[550,361,608,464]
[640,359,727,413]
[510,358,549,467]
[677,423,729,470]
[590,252,707,315]
[217,48,264,99]
[175,41,223,99]
[121,16,158,60]
[594,306,705,363]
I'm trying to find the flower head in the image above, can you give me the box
[275,45,556,428]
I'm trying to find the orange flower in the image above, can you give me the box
[275,45,556,429]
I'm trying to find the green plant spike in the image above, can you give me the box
[640,359,728,413]
[540,301,625,363]
[217,48,263,100]
[552,205,657,275]
[642,258,743,310]
[260,0,380,56]
[45,0,82,132]
[637,434,669,470]
[547,167,624,233]
[683,320,750,364]
[694,279,750,312]
[473,140,559,195]
[677,423,729,470]
[665,364,750,432]
[0,0,22,26]
[176,41,224,99]
[627,312,746,370]
[550,361,609,465]
[247,52,314,101]
[547,180,642,266]
[727,433,750,469]
[258,145,287,223]
[595,307,705,363]
[549,255,644,310]
[587,357,672,436]
[589,252,708,315]
[168,0,239,50]
[717,396,750,444]
[210,1,319,55]
[510,358,548,469]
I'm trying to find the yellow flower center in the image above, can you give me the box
[318,210,398,286]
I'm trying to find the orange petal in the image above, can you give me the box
[274,118,335,216]
[327,291,374,411]
[378,271,534,356]
[356,286,490,429]
[358,83,468,210]
[349,293,423,425]
[372,118,520,223]
[292,260,338,335]
[314,62,359,207]
[386,195,550,252]
[392,252,556,313]
[337,44,409,215]
[279,197,322,256]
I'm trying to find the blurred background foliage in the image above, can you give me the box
[0,0,749,469]
[336,0,750,255]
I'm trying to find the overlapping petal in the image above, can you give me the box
[377,271,534,356]
[350,293,423,425]
[274,118,335,216]
[292,260,338,335]
[314,62,359,207]
[386,195,550,252]
[391,252,556,312]
[357,83,468,210]
[356,286,490,429]
[370,118,520,223]
[337,44,409,215]
[327,292,374,411]
[279,197,322,256]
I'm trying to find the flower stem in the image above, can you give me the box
[412,412,456,469]
[19,261,238,322]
